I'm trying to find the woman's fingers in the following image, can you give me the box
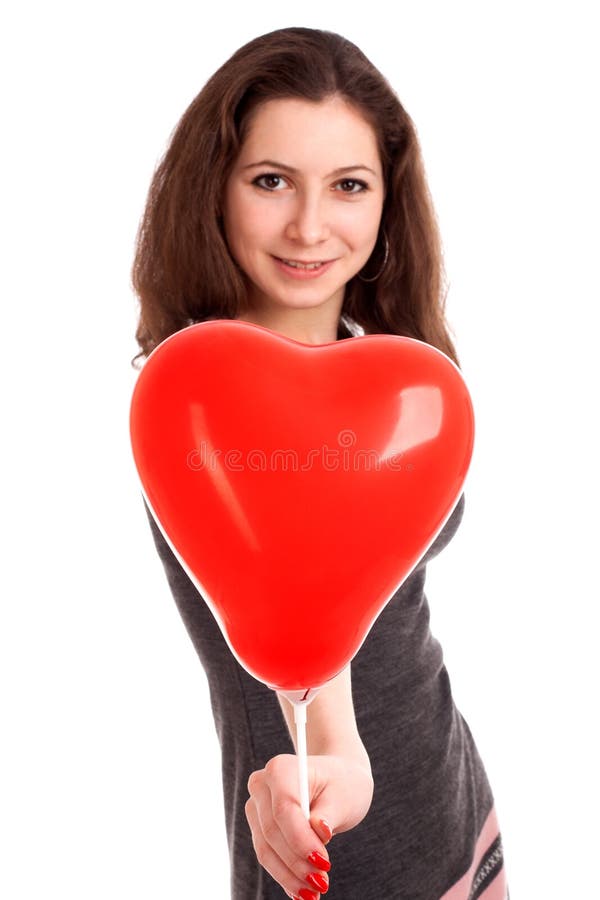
[245,792,330,897]
[244,791,298,892]
[245,750,373,896]
[246,758,331,896]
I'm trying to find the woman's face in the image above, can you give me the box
[222,95,385,320]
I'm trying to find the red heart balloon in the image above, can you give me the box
[130,320,474,695]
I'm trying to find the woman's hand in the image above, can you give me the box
[245,752,374,898]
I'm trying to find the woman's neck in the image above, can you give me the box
[235,309,342,346]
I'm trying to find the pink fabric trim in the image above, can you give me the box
[439,805,508,899]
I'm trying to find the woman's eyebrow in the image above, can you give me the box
[242,159,378,177]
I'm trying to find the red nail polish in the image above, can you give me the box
[297,890,320,900]
[307,850,331,872]
[306,871,329,893]
[319,818,333,843]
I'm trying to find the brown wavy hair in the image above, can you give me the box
[131,27,459,367]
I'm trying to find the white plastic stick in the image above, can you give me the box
[293,701,310,819]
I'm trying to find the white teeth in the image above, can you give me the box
[281,259,324,270]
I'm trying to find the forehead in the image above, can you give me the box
[238,96,382,173]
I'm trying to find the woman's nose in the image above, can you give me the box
[284,193,331,245]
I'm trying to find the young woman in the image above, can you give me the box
[131,27,509,900]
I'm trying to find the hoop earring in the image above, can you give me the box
[358,230,389,283]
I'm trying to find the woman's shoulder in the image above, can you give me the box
[417,493,466,569]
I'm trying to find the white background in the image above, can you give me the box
[1,2,598,897]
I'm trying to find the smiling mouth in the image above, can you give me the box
[275,257,332,270]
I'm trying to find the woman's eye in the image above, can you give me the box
[336,179,368,194]
[253,174,286,191]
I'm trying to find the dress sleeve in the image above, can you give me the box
[142,497,198,596]
[416,492,466,570]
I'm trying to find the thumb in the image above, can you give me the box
[309,813,334,846]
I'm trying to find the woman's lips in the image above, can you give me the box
[273,256,336,279]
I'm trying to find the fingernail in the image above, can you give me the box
[306,871,329,893]
[307,850,331,872]
[297,890,320,900]
[319,818,333,844]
